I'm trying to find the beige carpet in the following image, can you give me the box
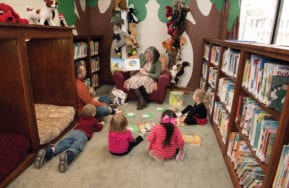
[8,85,233,188]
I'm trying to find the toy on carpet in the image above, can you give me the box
[170,61,190,84]
[26,0,59,26]
[0,3,28,24]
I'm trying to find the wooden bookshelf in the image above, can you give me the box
[203,38,289,188]
[74,35,103,88]
[0,23,75,187]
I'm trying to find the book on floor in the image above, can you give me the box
[182,134,201,146]
[169,91,184,107]
[138,122,155,134]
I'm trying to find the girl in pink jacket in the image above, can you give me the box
[108,112,144,155]
[147,109,185,162]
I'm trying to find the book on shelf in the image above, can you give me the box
[181,134,201,146]
[273,145,289,188]
[266,64,289,111]
[255,117,278,162]
[265,133,276,164]
[111,57,140,72]
[169,91,184,107]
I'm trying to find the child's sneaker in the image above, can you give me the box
[34,149,46,169]
[149,150,164,162]
[58,152,68,173]
[176,148,185,162]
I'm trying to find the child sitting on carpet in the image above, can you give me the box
[176,88,207,125]
[147,109,185,162]
[34,104,104,173]
[108,112,144,155]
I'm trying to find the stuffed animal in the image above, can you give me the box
[127,4,138,23]
[26,0,59,26]
[112,24,128,56]
[170,61,190,84]
[127,23,139,48]
[59,12,68,27]
[0,3,28,24]
[114,0,128,11]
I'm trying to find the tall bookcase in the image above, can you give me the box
[202,38,289,187]
[74,35,103,88]
[0,23,75,187]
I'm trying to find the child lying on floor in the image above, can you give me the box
[34,104,104,173]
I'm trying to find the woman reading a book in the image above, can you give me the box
[126,46,162,110]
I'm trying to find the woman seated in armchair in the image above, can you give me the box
[126,46,162,110]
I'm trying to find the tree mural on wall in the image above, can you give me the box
[58,0,239,32]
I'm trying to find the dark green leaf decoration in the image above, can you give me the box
[156,0,190,23]
[88,0,98,8]
[128,0,149,22]
[58,0,76,26]
[210,0,225,11]
[228,0,240,31]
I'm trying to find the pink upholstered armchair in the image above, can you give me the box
[112,57,171,104]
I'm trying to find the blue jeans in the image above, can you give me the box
[95,95,112,119]
[54,130,88,161]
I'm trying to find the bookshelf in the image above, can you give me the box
[74,35,103,88]
[0,23,76,187]
[203,38,289,188]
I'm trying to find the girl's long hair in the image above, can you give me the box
[160,110,176,147]
[109,112,128,132]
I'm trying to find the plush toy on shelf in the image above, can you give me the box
[0,3,28,24]
[26,0,59,26]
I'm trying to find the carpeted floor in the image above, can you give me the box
[8,85,233,188]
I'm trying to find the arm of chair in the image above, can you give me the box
[112,71,130,90]
[156,71,171,103]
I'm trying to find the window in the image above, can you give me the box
[239,0,289,46]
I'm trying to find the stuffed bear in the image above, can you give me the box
[0,3,28,24]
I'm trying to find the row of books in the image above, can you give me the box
[227,132,264,187]
[203,43,210,61]
[273,145,289,188]
[208,67,218,89]
[213,101,229,143]
[210,45,221,65]
[90,57,100,73]
[202,61,208,78]
[74,42,88,60]
[217,77,235,113]
[91,74,99,88]
[90,40,99,56]
[221,48,240,78]
[200,77,205,90]
[236,96,278,164]
[242,54,289,111]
